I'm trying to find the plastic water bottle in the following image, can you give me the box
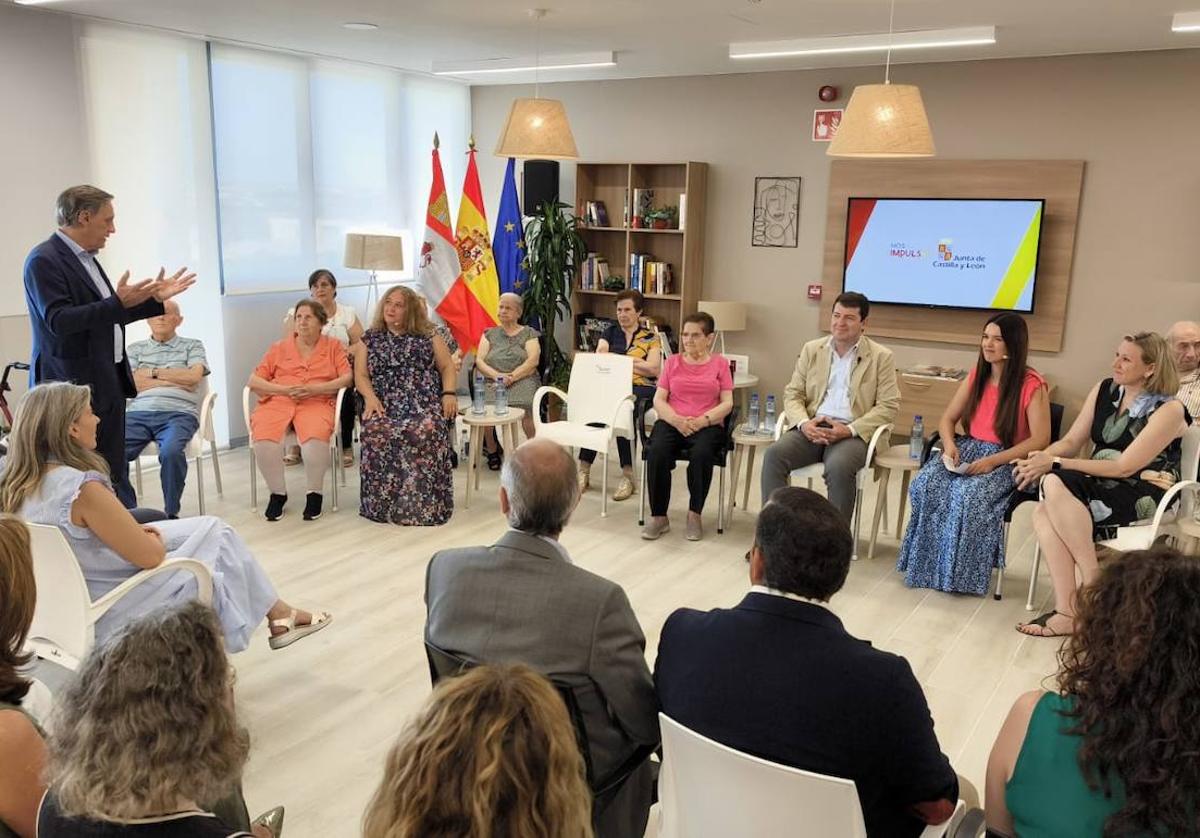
[909,414,924,459]
[472,370,485,415]
[762,395,777,436]
[745,393,760,434]
[495,376,509,416]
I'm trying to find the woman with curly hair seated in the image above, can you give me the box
[985,546,1200,837]
[362,663,593,838]
[37,601,283,837]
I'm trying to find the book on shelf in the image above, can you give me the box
[593,200,609,226]
[678,193,687,231]
[632,188,654,223]
[622,188,630,227]
[576,314,617,351]
[581,251,608,291]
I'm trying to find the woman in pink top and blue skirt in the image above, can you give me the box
[642,311,734,542]
[897,313,1051,594]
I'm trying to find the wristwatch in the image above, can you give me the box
[151,368,158,379]
[1051,456,1062,471]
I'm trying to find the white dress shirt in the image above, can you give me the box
[749,584,832,612]
[813,337,859,424]
[55,229,122,363]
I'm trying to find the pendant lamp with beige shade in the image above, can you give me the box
[827,0,936,159]
[493,9,579,160]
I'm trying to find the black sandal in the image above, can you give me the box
[486,450,503,471]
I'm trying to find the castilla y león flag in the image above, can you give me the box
[417,136,497,352]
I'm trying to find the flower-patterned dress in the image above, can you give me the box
[359,329,452,526]
[1055,378,1188,539]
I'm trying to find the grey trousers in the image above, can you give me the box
[760,428,867,522]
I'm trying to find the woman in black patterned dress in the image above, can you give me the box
[1013,332,1190,638]
[353,287,457,525]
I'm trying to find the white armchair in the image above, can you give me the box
[25,522,213,671]
[773,414,893,561]
[1026,424,1200,609]
[133,384,223,515]
[533,353,635,517]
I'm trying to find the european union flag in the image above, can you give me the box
[493,157,528,294]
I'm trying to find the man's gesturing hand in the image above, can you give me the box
[149,267,197,302]
[115,271,158,308]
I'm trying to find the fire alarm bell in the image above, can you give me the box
[807,284,822,300]
[818,85,839,102]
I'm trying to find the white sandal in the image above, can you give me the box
[268,609,332,650]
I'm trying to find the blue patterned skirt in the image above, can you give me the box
[896,437,1013,595]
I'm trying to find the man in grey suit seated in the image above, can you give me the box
[424,438,660,838]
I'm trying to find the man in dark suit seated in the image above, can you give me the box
[424,438,660,838]
[655,486,966,837]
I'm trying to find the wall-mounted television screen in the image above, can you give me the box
[842,197,1045,313]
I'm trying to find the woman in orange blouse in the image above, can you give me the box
[249,300,352,522]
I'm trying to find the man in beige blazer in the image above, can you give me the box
[761,292,899,521]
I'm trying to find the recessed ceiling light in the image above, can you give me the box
[342,22,379,31]
[1172,11,1200,32]
[432,51,616,76]
[730,25,996,59]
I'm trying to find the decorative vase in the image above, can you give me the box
[652,218,668,229]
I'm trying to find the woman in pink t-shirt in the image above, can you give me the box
[897,313,1051,595]
[642,312,734,542]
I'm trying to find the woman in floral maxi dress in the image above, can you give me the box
[353,287,457,525]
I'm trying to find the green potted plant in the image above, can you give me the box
[646,206,678,229]
[522,200,588,394]
[602,274,626,292]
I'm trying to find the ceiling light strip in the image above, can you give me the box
[730,26,995,60]
[433,51,615,76]
[1172,11,1200,32]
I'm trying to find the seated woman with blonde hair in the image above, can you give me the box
[0,382,330,653]
[362,663,593,838]
[353,286,457,526]
[986,547,1200,836]
[37,601,283,837]
[1012,331,1190,638]
[250,298,352,522]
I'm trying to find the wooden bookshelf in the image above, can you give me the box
[573,161,707,340]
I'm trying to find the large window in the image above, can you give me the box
[210,45,470,295]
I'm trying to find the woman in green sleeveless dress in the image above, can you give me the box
[985,547,1200,837]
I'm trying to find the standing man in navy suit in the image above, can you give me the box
[23,185,195,507]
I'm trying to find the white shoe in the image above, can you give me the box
[641,517,670,540]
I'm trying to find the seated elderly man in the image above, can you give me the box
[124,300,208,519]
[655,487,970,837]
[761,292,899,523]
[424,438,659,838]
[1168,320,1200,418]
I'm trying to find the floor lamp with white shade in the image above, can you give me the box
[344,233,404,313]
[698,300,747,355]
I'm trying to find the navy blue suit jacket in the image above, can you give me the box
[654,592,957,838]
[23,234,163,405]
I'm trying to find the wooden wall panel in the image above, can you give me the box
[820,160,1085,352]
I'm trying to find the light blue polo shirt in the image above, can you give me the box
[127,335,209,417]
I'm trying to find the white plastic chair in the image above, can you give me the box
[657,713,964,838]
[532,353,635,517]
[133,385,223,515]
[1026,424,1200,609]
[242,385,346,513]
[773,415,893,561]
[24,522,213,671]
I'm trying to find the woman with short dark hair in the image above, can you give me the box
[986,547,1200,836]
[281,270,363,467]
[577,289,662,502]
[642,311,733,542]
[250,298,353,521]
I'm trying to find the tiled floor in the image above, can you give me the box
[137,446,1061,837]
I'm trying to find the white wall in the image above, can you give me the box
[0,5,88,406]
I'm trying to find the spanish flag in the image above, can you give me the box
[417,136,497,352]
[453,140,501,348]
